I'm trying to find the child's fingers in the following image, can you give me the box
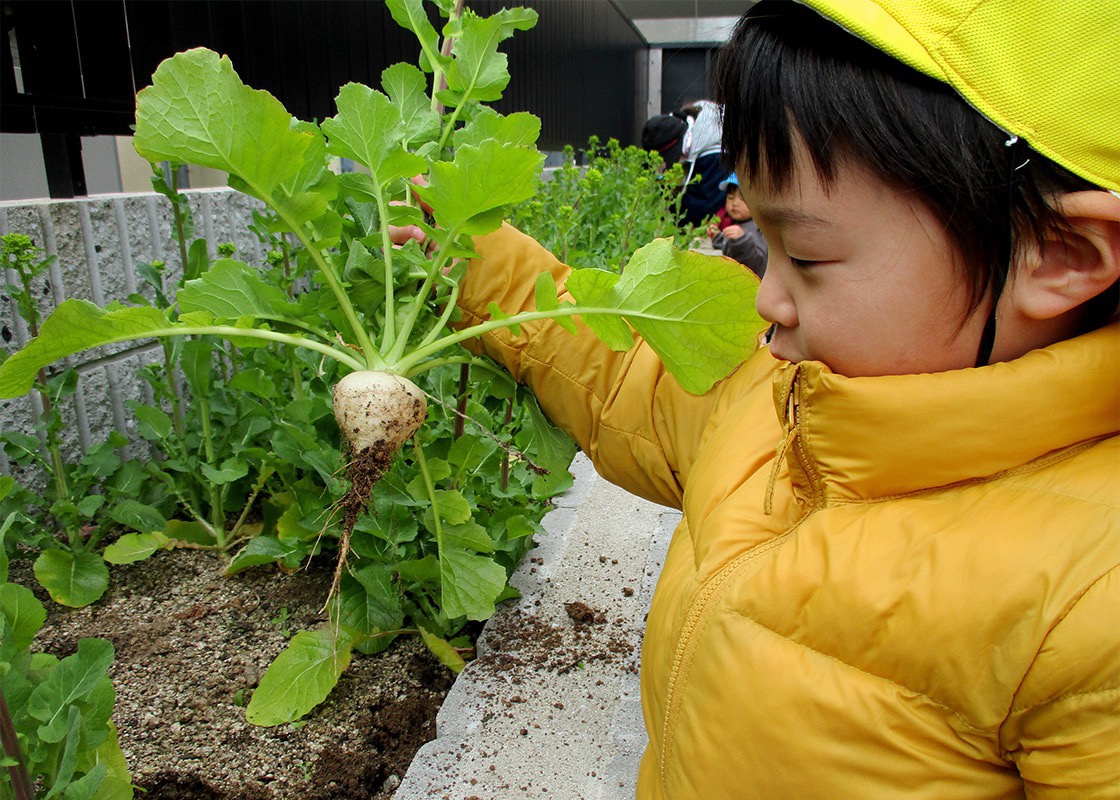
[388,224,426,247]
[409,175,434,215]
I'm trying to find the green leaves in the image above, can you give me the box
[0,301,172,398]
[134,48,313,209]
[441,9,538,106]
[567,239,766,394]
[0,580,133,799]
[177,259,298,321]
[33,550,110,608]
[417,139,544,235]
[246,626,354,726]
[321,83,426,185]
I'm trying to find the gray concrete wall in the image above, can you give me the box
[0,188,264,481]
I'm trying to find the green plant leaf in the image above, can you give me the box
[33,550,110,608]
[416,139,543,235]
[443,9,537,105]
[0,301,172,398]
[0,581,46,656]
[102,532,169,565]
[109,500,168,534]
[454,108,541,149]
[177,259,298,322]
[533,272,576,335]
[134,49,314,213]
[385,0,442,73]
[381,62,440,146]
[89,722,134,800]
[443,520,494,553]
[440,547,507,620]
[226,535,305,575]
[567,239,765,394]
[338,566,405,655]
[417,627,466,673]
[199,458,250,485]
[27,638,115,743]
[128,403,173,441]
[321,83,426,186]
[246,626,354,726]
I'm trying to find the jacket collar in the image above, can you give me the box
[770,323,1120,502]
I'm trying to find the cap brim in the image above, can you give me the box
[797,0,945,84]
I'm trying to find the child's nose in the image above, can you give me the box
[755,263,797,329]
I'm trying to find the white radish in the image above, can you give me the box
[326,370,427,605]
[332,370,427,457]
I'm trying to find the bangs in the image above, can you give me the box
[712,1,967,194]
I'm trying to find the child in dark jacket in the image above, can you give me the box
[707,172,768,277]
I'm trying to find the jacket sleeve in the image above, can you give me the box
[455,224,739,509]
[1001,566,1120,798]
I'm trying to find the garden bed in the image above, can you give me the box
[16,548,455,799]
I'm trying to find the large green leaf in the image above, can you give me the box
[27,638,115,743]
[416,139,543,235]
[0,581,46,656]
[442,9,537,105]
[567,239,766,394]
[102,533,169,566]
[0,301,172,398]
[177,259,298,321]
[134,49,312,210]
[321,83,426,186]
[381,63,440,147]
[33,550,110,608]
[454,108,541,150]
[339,566,405,655]
[246,626,353,726]
[440,547,507,620]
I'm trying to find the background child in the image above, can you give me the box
[707,172,768,277]
[439,0,1118,796]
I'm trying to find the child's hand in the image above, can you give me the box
[724,224,745,240]
[707,222,720,238]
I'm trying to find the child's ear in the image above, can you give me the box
[1010,190,1120,321]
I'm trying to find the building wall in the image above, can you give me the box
[2,0,649,200]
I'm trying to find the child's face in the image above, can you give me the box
[741,145,989,377]
[725,187,751,222]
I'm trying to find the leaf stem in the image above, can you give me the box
[396,304,637,374]
[0,688,33,800]
[412,439,442,555]
[76,324,366,373]
[386,224,462,365]
[373,185,398,355]
[277,217,383,369]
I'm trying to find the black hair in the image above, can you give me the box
[712,0,1107,323]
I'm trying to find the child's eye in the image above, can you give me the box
[789,256,820,268]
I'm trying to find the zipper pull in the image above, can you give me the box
[764,364,800,515]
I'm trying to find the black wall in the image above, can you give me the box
[3,0,646,151]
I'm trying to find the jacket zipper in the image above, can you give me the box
[659,365,821,788]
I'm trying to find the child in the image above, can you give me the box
[438,0,1119,795]
[707,172,768,277]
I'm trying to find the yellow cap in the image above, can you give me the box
[798,0,1120,191]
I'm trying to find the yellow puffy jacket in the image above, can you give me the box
[459,225,1120,799]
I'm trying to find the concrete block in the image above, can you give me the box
[0,188,262,474]
[395,453,680,800]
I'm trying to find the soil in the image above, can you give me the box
[15,548,457,799]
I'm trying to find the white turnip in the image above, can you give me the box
[328,370,427,600]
